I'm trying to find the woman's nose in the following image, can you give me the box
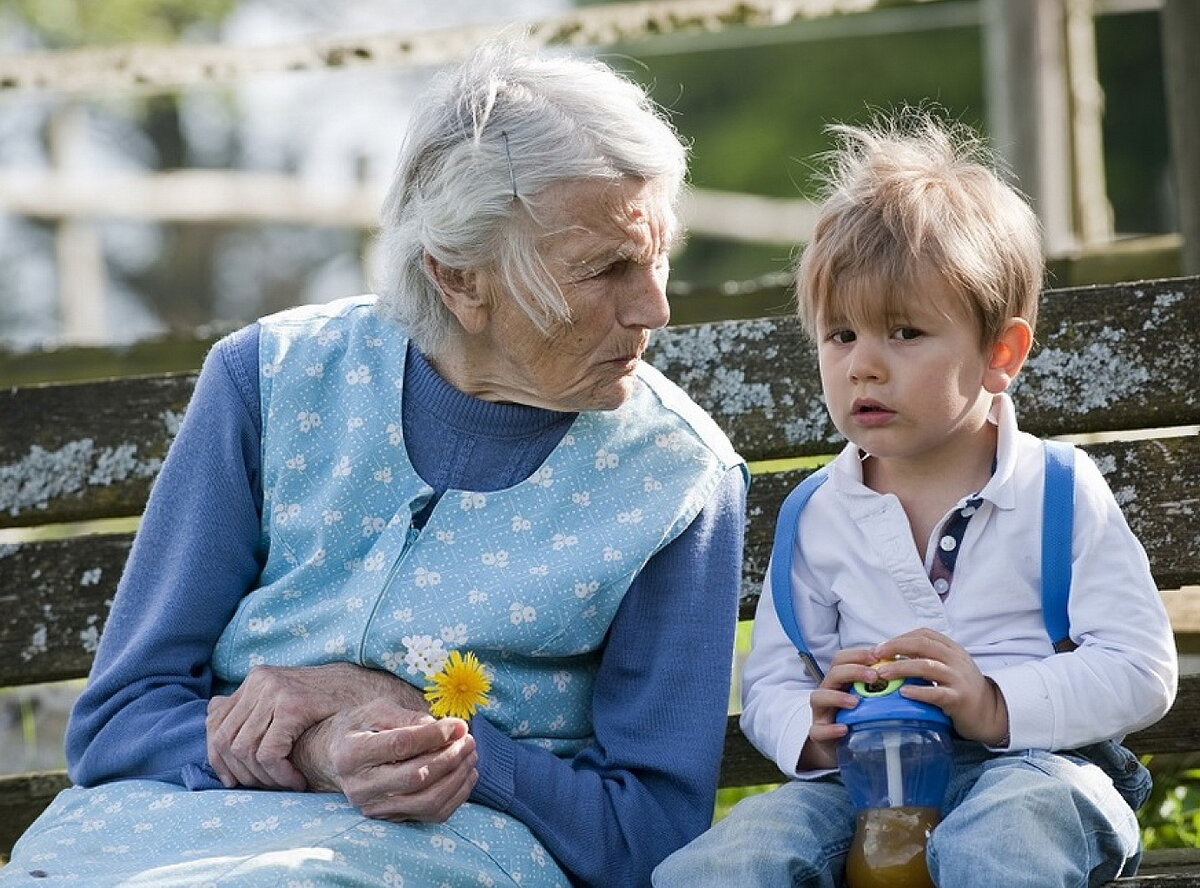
[618,262,671,330]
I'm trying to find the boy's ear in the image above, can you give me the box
[423,252,489,335]
[984,318,1033,394]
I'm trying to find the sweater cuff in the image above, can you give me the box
[182,762,225,791]
[468,715,516,812]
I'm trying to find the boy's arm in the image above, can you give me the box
[987,450,1178,750]
[740,561,842,777]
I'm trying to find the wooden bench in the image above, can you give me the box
[2,275,1198,884]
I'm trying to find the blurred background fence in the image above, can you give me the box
[0,0,1197,350]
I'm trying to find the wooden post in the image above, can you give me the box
[983,0,1077,255]
[1161,0,1200,274]
[1064,0,1112,246]
[49,104,108,344]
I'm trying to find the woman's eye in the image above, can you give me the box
[591,261,624,279]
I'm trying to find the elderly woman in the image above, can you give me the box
[1,42,747,888]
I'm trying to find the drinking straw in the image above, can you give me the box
[884,730,904,806]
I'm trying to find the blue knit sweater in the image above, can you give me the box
[64,322,747,887]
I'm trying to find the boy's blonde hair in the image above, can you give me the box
[796,111,1043,346]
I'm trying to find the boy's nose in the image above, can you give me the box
[847,342,885,382]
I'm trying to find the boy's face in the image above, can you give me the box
[816,272,1003,471]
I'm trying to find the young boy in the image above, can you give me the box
[653,113,1178,887]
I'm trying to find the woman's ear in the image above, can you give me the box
[423,252,489,335]
[984,317,1033,394]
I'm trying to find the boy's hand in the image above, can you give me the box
[873,628,1009,747]
[799,648,879,770]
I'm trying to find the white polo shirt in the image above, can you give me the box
[742,393,1178,778]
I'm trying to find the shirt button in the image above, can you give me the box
[939,535,957,552]
[961,506,977,517]
[933,578,950,593]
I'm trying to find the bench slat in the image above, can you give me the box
[649,276,1200,462]
[0,771,70,866]
[3,435,1197,687]
[0,534,133,685]
[3,278,1198,528]
[0,373,195,529]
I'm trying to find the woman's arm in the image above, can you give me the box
[66,326,264,790]
[469,466,747,887]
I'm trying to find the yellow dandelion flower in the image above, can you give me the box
[424,650,491,720]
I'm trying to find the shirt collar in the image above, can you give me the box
[979,392,1019,511]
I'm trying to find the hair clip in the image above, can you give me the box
[501,130,518,199]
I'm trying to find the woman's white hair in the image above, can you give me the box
[374,39,688,355]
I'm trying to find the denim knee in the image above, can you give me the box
[928,750,1140,888]
[653,779,855,888]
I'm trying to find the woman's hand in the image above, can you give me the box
[294,700,479,823]
[873,628,1009,746]
[798,647,879,771]
[206,663,430,790]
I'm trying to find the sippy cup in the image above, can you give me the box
[836,672,954,888]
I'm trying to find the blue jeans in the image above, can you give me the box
[653,745,1142,888]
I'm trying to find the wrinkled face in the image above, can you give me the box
[470,177,675,412]
[816,271,997,469]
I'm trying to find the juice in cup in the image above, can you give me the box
[844,805,939,888]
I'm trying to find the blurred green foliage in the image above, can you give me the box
[1141,754,1200,849]
[0,0,234,47]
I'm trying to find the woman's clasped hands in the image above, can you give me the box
[206,662,478,822]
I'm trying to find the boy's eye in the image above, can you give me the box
[828,329,856,345]
[892,327,923,341]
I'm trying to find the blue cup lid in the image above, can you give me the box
[834,677,951,729]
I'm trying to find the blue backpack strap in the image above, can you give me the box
[1042,440,1076,652]
[769,466,831,682]
[770,446,1076,675]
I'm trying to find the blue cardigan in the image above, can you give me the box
[65,323,747,887]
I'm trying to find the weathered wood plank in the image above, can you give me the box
[1128,850,1200,884]
[0,771,71,864]
[3,435,1197,687]
[0,534,132,685]
[2,278,1198,527]
[0,373,196,528]
[650,276,1200,462]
